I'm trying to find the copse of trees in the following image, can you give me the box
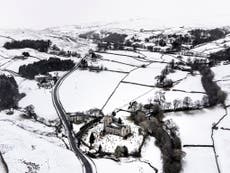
[4,39,52,52]
[189,28,226,46]
[192,63,227,106]
[49,44,81,58]
[200,66,226,106]
[0,75,23,110]
[209,47,230,61]
[19,57,75,79]
[102,33,127,44]
[79,31,101,40]
[129,107,183,173]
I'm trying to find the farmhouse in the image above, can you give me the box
[103,115,131,137]
[35,73,59,89]
[88,65,102,72]
[34,74,53,83]
[68,112,90,123]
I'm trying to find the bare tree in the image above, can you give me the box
[173,99,181,110]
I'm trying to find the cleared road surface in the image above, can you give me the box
[52,58,94,173]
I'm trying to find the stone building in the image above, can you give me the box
[68,112,90,123]
[103,115,131,137]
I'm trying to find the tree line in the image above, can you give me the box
[0,74,24,110]
[192,63,226,106]
[129,104,183,173]
[4,39,52,52]
[209,47,230,61]
[19,57,75,79]
[189,28,227,46]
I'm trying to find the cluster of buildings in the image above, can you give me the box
[103,115,131,137]
[68,108,103,123]
[68,110,131,138]
[34,72,59,89]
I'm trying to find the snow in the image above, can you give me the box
[0,111,82,173]
[213,130,230,173]
[59,70,126,112]
[138,51,164,62]
[108,50,144,57]
[172,74,205,92]
[1,58,39,72]
[165,106,225,145]
[93,158,153,173]
[212,108,230,173]
[139,51,180,63]
[89,59,134,72]
[123,63,167,85]
[1,24,230,173]
[212,64,230,81]
[97,52,148,67]
[218,108,230,128]
[141,137,163,173]
[182,147,218,173]
[0,28,96,55]
[18,78,58,121]
[167,70,188,82]
[103,83,154,114]
[73,123,85,134]
[160,54,181,63]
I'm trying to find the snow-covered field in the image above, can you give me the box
[212,64,230,81]
[138,51,164,62]
[165,106,225,145]
[103,83,155,114]
[123,63,166,85]
[167,70,188,82]
[213,130,230,173]
[172,74,205,92]
[0,111,82,173]
[1,23,230,173]
[59,70,126,112]
[17,77,58,121]
[108,50,145,57]
[211,107,230,173]
[94,158,153,173]
[182,147,218,173]
[97,52,149,67]
[89,59,135,72]
[2,58,39,72]
[141,137,163,173]
[0,29,95,54]
[138,51,181,63]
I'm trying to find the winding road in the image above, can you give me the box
[52,58,94,173]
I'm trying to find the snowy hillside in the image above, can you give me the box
[0,22,230,173]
